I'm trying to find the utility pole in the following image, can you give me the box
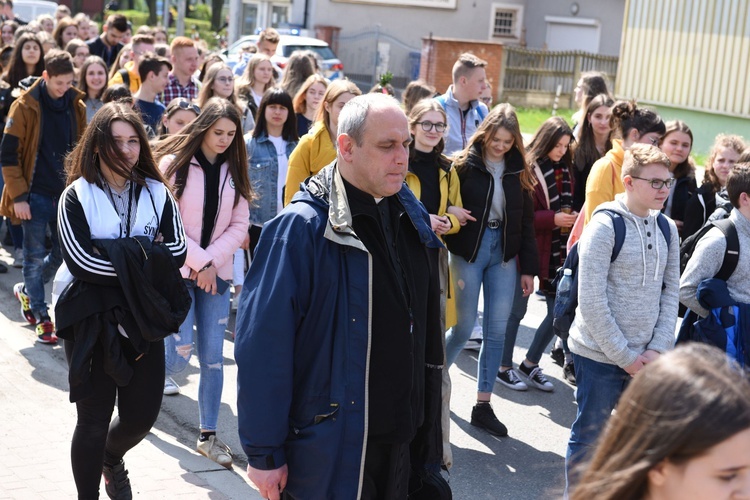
[176,0,186,36]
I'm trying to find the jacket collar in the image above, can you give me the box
[304,162,443,251]
[21,76,85,106]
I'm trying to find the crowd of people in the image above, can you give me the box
[2,7,750,499]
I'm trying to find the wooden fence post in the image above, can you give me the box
[571,52,582,108]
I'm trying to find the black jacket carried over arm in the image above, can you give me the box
[443,144,539,276]
[56,237,191,402]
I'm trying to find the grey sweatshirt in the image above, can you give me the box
[680,209,750,317]
[568,196,680,368]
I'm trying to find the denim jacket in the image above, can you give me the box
[245,131,299,225]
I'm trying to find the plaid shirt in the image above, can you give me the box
[160,73,200,105]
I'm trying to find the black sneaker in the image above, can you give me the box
[518,362,554,392]
[102,460,132,500]
[550,347,564,367]
[563,361,577,386]
[471,402,508,437]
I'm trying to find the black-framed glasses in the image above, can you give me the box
[416,121,446,133]
[171,98,201,115]
[631,176,675,189]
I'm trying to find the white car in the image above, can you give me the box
[223,35,344,80]
[13,0,57,22]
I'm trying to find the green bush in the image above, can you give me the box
[190,3,212,22]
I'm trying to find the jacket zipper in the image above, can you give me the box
[469,170,493,262]
[356,253,373,499]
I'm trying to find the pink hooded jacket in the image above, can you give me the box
[159,155,249,281]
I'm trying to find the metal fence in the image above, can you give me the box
[334,26,421,94]
[501,46,619,108]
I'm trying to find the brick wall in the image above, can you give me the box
[419,37,504,101]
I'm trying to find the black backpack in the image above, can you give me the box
[552,210,671,340]
[680,217,739,280]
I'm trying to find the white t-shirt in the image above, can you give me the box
[268,134,288,212]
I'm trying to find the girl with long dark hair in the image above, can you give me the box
[443,103,538,437]
[154,97,252,468]
[56,103,187,499]
[659,120,697,237]
[572,93,613,211]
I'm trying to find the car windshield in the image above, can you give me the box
[282,45,336,60]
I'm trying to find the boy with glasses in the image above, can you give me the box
[565,143,680,488]
[680,164,750,317]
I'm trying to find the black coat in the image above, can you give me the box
[443,144,539,276]
[57,236,191,402]
[682,183,717,240]
[666,175,697,229]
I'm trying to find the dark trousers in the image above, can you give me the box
[361,441,410,500]
[64,337,165,499]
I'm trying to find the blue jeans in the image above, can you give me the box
[565,354,630,489]
[22,193,62,315]
[165,280,230,431]
[446,227,518,393]
[505,281,556,366]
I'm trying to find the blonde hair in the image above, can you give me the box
[621,143,671,179]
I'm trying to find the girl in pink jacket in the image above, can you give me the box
[154,97,252,468]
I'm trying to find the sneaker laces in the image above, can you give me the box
[528,366,548,384]
[506,370,523,384]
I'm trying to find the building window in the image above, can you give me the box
[490,4,523,39]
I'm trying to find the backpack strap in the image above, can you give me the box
[118,68,130,88]
[600,209,627,262]
[476,102,487,121]
[713,218,739,281]
[656,213,671,250]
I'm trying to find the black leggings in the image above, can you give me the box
[64,337,165,499]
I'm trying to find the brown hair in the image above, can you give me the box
[52,16,76,49]
[571,344,750,500]
[402,79,436,115]
[197,63,238,108]
[453,103,536,192]
[65,102,166,187]
[610,100,665,140]
[315,79,362,137]
[137,52,171,82]
[704,134,746,192]
[726,163,750,208]
[154,97,252,206]
[408,98,447,156]
[131,33,155,49]
[279,50,315,99]
[77,55,107,99]
[660,120,695,180]
[572,93,613,172]
[44,49,74,77]
[452,53,487,82]
[526,116,574,170]
[292,74,328,115]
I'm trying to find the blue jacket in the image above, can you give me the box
[435,86,489,156]
[245,131,298,225]
[678,278,750,367]
[234,163,443,499]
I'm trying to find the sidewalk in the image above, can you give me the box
[0,270,262,499]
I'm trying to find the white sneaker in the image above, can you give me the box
[197,435,233,469]
[496,369,528,391]
[164,377,180,396]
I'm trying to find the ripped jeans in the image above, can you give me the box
[165,280,230,431]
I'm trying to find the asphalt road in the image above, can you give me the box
[0,253,574,499]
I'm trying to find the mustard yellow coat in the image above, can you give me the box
[405,159,463,329]
[284,121,336,206]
